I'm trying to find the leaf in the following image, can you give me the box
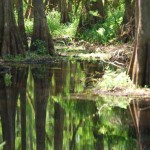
[97,28,105,36]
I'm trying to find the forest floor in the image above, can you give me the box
[55,38,133,68]
[92,86,150,98]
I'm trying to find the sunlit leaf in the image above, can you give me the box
[97,28,105,36]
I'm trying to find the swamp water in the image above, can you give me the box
[0,59,149,150]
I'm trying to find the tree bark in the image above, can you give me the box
[90,0,105,23]
[60,0,70,23]
[0,0,25,57]
[25,0,33,19]
[31,0,55,56]
[120,0,135,42]
[128,0,150,86]
[45,0,59,10]
[0,1,3,49]
[17,0,28,50]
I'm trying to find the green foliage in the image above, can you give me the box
[47,11,61,32]
[4,73,12,86]
[24,10,78,38]
[3,54,25,62]
[24,1,125,45]
[99,3,124,43]
[97,67,133,90]
[94,96,137,149]
[78,2,124,44]
[47,10,78,38]
[25,51,39,59]
[25,19,33,35]
[0,142,6,149]
[24,5,124,44]
[33,40,48,55]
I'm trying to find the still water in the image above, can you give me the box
[0,59,149,150]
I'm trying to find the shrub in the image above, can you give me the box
[97,67,133,90]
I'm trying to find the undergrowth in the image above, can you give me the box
[25,10,78,38]
[25,4,124,45]
[78,3,124,44]
[96,67,134,90]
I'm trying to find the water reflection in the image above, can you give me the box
[32,66,52,150]
[0,60,146,150]
[130,100,150,150]
[0,66,28,150]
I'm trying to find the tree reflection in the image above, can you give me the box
[52,61,66,150]
[130,99,150,150]
[52,61,105,150]
[32,66,52,150]
[18,67,28,150]
[92,108,104,150]
[54,102,64,150]
[0,60,140,150]
[0,66,28,150]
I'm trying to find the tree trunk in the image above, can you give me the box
[90,0,105,23]
[128,0,150,86]
[31,0,55,56]
[0,1,3,49]
[120,0,135,42]
[17,0,28,50]
[0,0,25,57]
[25,0,33,19]
[60,0,70,23]
[45,0,59,10]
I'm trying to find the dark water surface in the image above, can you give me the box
[0,60,149,150]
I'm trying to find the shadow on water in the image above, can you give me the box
[0,60,149,150]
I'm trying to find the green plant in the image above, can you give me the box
[47,10,61,32]
[25,19,33,35]
[33,40,48,55]
[77,2,124,44]
[97,67,133,90]
[25,51,39,59]
[47,10,78,38]
[98,6,124,44]
[3,54,14,60]
[4,73,12,86]
[24,10,78,38]
[13,54,24,61]
[3,54,25,61]
[0,142,6,149]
